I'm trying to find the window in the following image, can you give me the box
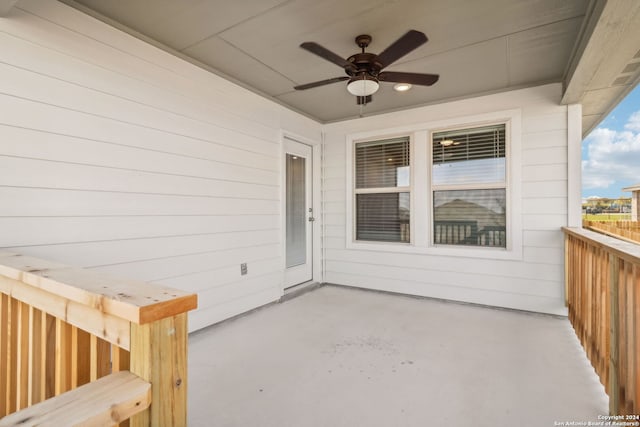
[354,136,410,243]
[431,124,507,248]
[345,109,520,258]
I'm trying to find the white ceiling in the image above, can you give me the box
[61,0,640,131]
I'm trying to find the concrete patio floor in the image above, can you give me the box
[188,285,608,427]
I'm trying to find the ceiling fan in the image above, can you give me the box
[294,30,439,105]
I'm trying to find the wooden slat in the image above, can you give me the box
[90,335,112,382]
[44,313,55,400]
[609,253,620,415]
[15,302,29,411]
[28,307,46,406]
[71,327,91,388]
[113,347,131,373]
[625,262,635,413]
[0,371,151,427]
[55,318,72,395]
[8,298,18,414]
[0,252,197,324]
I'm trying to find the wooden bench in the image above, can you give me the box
[0,371,150,427]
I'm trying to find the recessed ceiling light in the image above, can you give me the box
[393,83,412,92]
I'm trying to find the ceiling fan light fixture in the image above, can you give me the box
[393,83,412,92]
[347,76,379,96]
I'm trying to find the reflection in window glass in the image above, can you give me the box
[433,189,506,248]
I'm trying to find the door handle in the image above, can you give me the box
[308,217,315,222]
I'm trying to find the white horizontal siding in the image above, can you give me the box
[0,0,320,331]
[0,215,279,247]
[90,243,280,282]
[323,249,563,282]
[321,84,569,315]
[189,287,282,332]
[6,229,280,270]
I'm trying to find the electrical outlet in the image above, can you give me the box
[240,263,247,275]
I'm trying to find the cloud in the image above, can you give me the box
[582,114,640,190]
[625,111,640,131]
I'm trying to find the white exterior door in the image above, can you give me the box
[283,138,313,288]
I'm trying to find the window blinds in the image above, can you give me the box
[355,137,410,188]
[432,124,505,164]
[356,193,410,242]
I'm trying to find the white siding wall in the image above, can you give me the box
[322,84,570,315]
[0,0,320,331]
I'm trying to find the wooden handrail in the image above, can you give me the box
[563,227,640,264]
[0,252,197,324]
[0,251,197,426]
[563,227,639,416]
[583,220,640,244]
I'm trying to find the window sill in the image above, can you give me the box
[346,240,523,261]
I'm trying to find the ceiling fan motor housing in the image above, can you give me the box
[346,52,381,78]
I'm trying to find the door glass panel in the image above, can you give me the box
[286,154,306,268]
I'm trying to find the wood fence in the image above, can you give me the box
[563,227,639,416]
[584,220,640,244]
[0,252,197,426]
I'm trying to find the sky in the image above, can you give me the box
[582,85,640,200]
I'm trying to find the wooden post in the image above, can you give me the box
[129,313,188,427]
[564,234,570,307]
[0,294,7,417]
[610,253,620,415]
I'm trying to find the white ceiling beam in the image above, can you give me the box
[0,0,18,16]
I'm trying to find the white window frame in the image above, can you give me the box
[350,134,415,246]
[430,122,509,249]
[345,109,522,260]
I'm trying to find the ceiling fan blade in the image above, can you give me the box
[300,42,357,71]
[374,30,428,69]
[294,76,349,90]
[378,71,439,86]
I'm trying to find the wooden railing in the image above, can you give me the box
[563,227,639,416]
[584,220,640,244]
[434,221,506,247]
[0,252,197,426]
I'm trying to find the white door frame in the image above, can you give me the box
[281,131,322,290]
